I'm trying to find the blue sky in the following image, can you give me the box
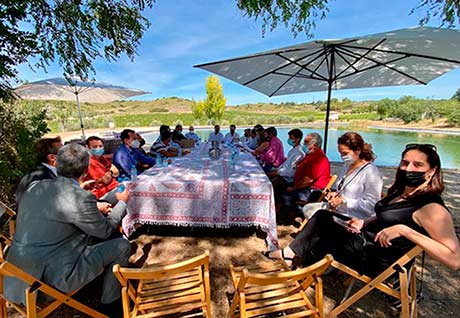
[17,0,460,105]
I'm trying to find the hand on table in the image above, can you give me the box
[97,202,112,215]
[115,187,129,203]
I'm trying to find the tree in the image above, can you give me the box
[196,76,226,122]
[0,101,49,204]
[452,88,460,100]
[0,0,154,98]
[376,98,397,120]
[191,99,205,120]
[237,0,459,38]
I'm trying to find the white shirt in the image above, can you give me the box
[208,132,224,143]
[277,145,305,182]
[224,132,240,144]
[335,163,383,219]
[42,163,57,176]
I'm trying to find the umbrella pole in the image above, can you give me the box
[324,81,332,152]
[75,92,85,140]
[323,48,335,152]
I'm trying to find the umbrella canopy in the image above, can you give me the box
[14,77,150,138]
[195,26,460,150]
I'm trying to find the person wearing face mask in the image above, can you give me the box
[208,124,224,144]
[172,124,187,142]
[263,143,460,278]
[311,132,383,220]
[267,129,305,207]
[84,136,119,200]
[112,129,156,179]
[5,143,131,318]
[279,133,330,220]
[15,136,63,205]
[256,127,286,172]
[185,126,201,143]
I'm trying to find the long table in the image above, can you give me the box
[122,144,279,250]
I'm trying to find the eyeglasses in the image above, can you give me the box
[405,143,437,152]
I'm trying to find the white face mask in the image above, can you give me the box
[341,154,355,164]
[131,139,140,149]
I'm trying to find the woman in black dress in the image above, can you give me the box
[263,144,460,275]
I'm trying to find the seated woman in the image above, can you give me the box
[302,132,383,220]
[263,144,460,276]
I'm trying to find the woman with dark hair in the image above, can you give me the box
[263,143,460,275]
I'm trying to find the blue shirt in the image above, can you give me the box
[112,144,155,178]
[185,132,200,143]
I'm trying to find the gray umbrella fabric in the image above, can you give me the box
[195,26,460,150]
[14,77,150,139]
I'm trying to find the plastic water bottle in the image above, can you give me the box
[117,177,125,192]
[155,153,162,167]
[162,156,168,170]
[178,147,182,157]
[130,164,138,182]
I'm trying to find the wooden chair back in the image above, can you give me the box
[228,255,333,318]
[328,245,423,318]
[113,250,211,318]
[0,260,107,318]
[0,201,16,256]
[297,175,337,232]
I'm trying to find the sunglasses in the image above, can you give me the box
[405,143,437,152]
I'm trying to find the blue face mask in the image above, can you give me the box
[90,148,104,157]
[287,139,295,147]
[302,145,309,154]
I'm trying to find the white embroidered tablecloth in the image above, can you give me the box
[122,145,279,250]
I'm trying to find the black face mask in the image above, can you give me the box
[399,169,427,187]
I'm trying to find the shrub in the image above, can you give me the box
[149,119,162,127]
[0,101,49,205]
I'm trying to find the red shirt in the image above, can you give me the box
[293,148,331,190]
[85,155,118,199]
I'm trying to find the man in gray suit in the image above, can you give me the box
[5,143,130,315]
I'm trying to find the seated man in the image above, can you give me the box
[241,128,251,144]
[4,143,130,317]
[185,126,201,143]
[15,136,63,205]
[281,133,331,218]
[112,129,156,178]
[247,128,259,150]
[150,131,178,158]
[267,129,305,203]
[208,125,223,144]
[223,124,240,144]
[84,136,119,200]
[256,127,286,171]
[172,124,187,142]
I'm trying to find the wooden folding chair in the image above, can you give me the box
[0,260,108,318]
[113,250,211,318]
[297,175,338,232]
[328,245,423,318]
[0,201,16,252]
[228,254,333,318]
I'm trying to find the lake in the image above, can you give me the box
[143,127,460,169]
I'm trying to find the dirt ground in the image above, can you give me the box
[7,164,460,317]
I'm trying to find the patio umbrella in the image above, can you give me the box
[195,26,460,150]
[14,77,150,139]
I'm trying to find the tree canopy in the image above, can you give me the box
[0,0,154,99]
[236,0,460,37]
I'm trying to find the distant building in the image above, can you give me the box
[329,111,340,121]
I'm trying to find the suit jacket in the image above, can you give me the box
[15,164,57,205]
[5,176,127,304]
